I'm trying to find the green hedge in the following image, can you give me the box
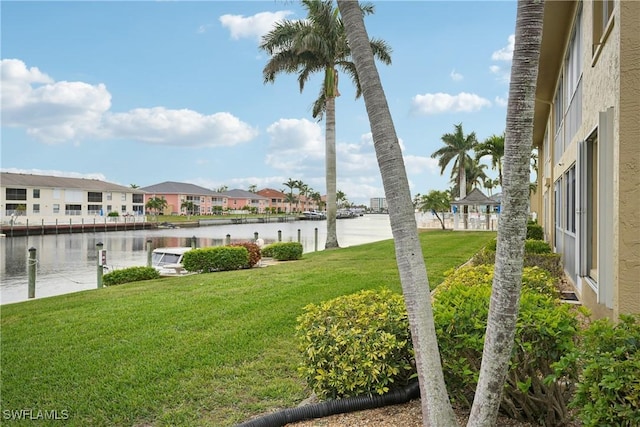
[527,223,544,240]
[103,266,160,286]
[433,279,578,424]
[296,289,413,399]
[553,314,640,427]
[182,246,249,272]
[261,242,303,261]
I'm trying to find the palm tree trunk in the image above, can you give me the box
[339,2,457,425]
[467,1,545,425]
[325,95,339,248]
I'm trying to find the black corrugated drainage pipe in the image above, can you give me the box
[235,381,420,427]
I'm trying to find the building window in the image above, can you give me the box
[65,204,82,216]
[106,192,112,201]
[121,194,127,201]
[132,194,143,203]
[593,0,614,55]
[33,189,40,199]
[53,204,60,214]
[33,204,40,214]
[5,188,27,201]
[88,205,102,214]
[88,192,103,202]
[121,205,127,213]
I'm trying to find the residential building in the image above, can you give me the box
[531,0,639,319]
[370,197,387,213]
[223,189,269,213]
[140,181,227,215]
[1,172,146,224]
[257,188,288,213]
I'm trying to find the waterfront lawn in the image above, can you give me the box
[0,230,494,427]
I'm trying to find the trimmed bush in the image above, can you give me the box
[261,242,303,261]
[433,281,579,425]
[182,246,249,273]
[553,314,640,427]
[485,238,551,254]
[229,242,261,268]
[472,243,561,278]
[103,266,160,286]
[435,264,560,299]
[296,289,414,399]
[527,223,544,240]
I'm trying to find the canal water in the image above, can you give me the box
[0,214,393,305]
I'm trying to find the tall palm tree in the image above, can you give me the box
[338,2,458,424]
[469,1,546,424]
[282,178,300,213]
[145,197,168,222]
[260,0,391,248]
[476,133,505,186]
[431,123,478,200]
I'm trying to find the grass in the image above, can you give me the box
[0,230,495,426]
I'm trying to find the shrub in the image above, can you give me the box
[229,242,261,268]
[472,244,561,278]
[182,246,249,273]
[103,266,160,286]
[107,211,119,217]
[296,289,414,399]
[485,238,551,254]
[553,314,640,427]
[435,264,559,299]
[433,281,579,425]
[261,242,303,261]
[527,223,544,240]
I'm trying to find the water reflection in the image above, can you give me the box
[0,215,392,305]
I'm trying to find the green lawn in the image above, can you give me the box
[0,230,494,426]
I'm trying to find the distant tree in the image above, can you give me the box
[310,191,323,211]
[418,190,451,230]
[283,178,300,213]
[130,184,140,189]
[431,123,479,200]
[181,201,196,217]
[214,185,228,193]
[248,184,258,193]
[145,197,168,221]
[336,190,348,209]
[260,0,391,249]
[476,133,505,186]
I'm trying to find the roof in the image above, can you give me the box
[450,188,500,206]
[257,188,286,198]
[140,181,224,197]
[1,172,144,193]
[223,189,269,200]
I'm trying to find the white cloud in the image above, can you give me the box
[0,59,258,147]
[494,96,508,107]
[219,11,294,42]
[103,108,258,147]
[492,34,515,61]
[0,167,107,181]
[265,118,324,172]
[489,65,501,74]
[411,92,492,115]
[450,69,464,81]
[403,155,439,175]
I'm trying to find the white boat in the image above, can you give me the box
[151,247,192,276]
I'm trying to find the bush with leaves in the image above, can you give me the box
[527,223,544,240]
[435,264,560,299]
[261,242,303,261]
[181,246,249,273]
[103,266,160,286]
[229,242,261,268]
[296,289,414,399]
[433,280,579,425]
[473,241,562,278]
[552,314,640,427]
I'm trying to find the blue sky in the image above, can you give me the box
[1,1,516,205]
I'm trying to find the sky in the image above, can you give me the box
[1,1,517,206]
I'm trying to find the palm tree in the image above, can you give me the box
[260,0,391,249]
[476,133,505,186]
[248,184,258,193]
[310,191,323,211]
[282,178,300,213]
[418,190,451,230]
[431,123,478,200]
[181,200,196,217]
[336,189,347,209]
[469,1,546,424]
[338,2,458,424]
[145,197,168,222]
